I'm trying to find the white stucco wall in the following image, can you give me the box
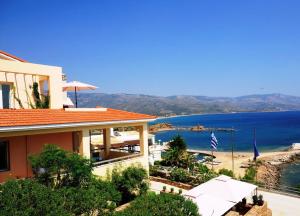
[0,59,64,109]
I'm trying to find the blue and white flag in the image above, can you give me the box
[211,132,218,150]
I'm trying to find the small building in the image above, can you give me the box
[0,51,156,182]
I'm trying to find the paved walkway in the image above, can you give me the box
[258,190,300,216]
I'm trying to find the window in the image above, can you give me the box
[0,141,9,171]
[0,84,11,109]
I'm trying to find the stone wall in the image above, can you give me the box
[244,202,272,216]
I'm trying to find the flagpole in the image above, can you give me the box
[211,147,214,171]
[254,128,258,195]
[231,127,234,176]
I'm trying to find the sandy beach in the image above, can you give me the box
[196,149,300,177]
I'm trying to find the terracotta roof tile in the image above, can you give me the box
[0,50,27,62]
[0,108,156,128]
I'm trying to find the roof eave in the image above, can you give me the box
[0,118,156,133]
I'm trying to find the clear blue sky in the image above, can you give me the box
[1,0,300,97]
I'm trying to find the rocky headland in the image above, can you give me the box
[149,123,235,133]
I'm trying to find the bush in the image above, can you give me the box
[0,178,121,216]
[112,166,149,203]
[192,171,218,185]
[170,168,190,183]
[195,163,209,174]
[218,168,234,177]
[0,179,69,216]
[242,166,256,182]
[58,181,120,215]
[115,192,200,216]
[29,144,93,188]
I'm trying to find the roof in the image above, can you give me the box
[0,50,27,62]
[0,109,156,131]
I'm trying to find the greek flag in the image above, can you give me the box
[211,132,218,150]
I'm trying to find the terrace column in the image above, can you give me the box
[139,123,149,175]
[138,123,149,157]
[81,128,91,159]
[103,128,111,158]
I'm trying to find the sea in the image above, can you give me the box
[152,111,300,190]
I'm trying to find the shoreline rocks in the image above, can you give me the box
[257,151,300,188]
[149,123,235,133]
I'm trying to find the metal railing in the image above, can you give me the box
[93,153,142,167]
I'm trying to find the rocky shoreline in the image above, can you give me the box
[257,150,300,189]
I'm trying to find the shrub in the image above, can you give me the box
[195,163,209,174]
[0,178,121,216]
[218,168,234,177]
[112,166,149,203]
[115,192,200,216]
[0,179,68,216]
[170,168,190,183]
[58,180,120,215]
[149,165,160,176]
[192,171,218,185]
[242,166,256,182]
[29,144,93,188]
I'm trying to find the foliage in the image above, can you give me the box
[29,144,93,188]
[115,192,200,216]
[0,178,121,216]
[0,179,69,216]
[149,165,160,176]
[12,86,24,109]
[195,163,210,174]
[168,135,187,151]
[242,166,256,182]
[29,82,50,109]
[163,135,192,168]
[192,171,218,185]
[112,166,149,203]
[58,180,121,215]
[170,168,190,183]
[218,168,234,177]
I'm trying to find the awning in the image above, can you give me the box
[184,175,257,216]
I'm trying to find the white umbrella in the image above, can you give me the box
[63,81,97,108]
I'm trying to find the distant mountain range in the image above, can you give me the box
[72,93,300,116]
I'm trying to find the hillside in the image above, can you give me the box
[71,93,300,116]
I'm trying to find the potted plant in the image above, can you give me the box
[252,195,258,205]
[161,185,167,194]
[258,194,264,206]
[170,187,174,194]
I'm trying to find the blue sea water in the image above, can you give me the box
[153,111,300,190]
[153,111,300,152]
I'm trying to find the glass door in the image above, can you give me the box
[0,84,11,109]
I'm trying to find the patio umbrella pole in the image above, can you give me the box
[75,86,78,108]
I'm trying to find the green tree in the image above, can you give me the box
[164,135,190,167]
[115,192,200,216]
[168,135,187,151]
[29,144,93,188]
[112,166,149,203]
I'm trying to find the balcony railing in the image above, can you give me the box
[93,153,142,167]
